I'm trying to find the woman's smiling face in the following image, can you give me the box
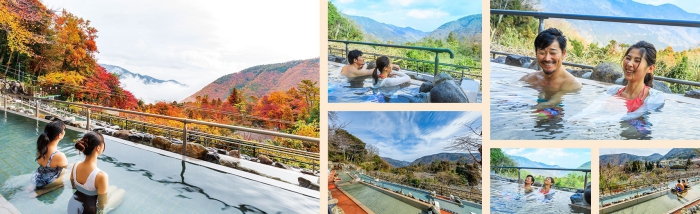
[622,48,653,82]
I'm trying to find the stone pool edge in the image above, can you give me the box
[1,109,320,199]
[0,194,21,214]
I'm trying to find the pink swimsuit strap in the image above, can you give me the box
[617,86,647,112]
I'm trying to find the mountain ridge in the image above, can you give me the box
[100,64,187,87]
[183,58,320,103]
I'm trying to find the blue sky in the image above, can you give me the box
[330,0,482,32]
[336,111,482,162]
[634,0,700,14]
[503,148,591,169]
[599,148,674,157]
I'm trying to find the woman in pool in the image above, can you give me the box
[540,177,554,194]
[68,132,125,214]
[371,56,410,99]
[33,120,69,197]
[606,41,665,121]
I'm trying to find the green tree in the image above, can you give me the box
[328,2,363,41]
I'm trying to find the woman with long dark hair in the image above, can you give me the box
[32,120,68,197]
[67,132,125,214]
[371,56,410,100]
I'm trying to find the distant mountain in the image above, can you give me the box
[536,0,700,50]
[508,155,580,177]
[183,58,319,103]
[662,148,699,160]
[425,14,482,42]
[382,157,411,168]
[101,64,187,87]
[347,15,429,43]
[578,161,591,169]
[600,149,696,166]
[410,152,481,166]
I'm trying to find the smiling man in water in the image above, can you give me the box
[520,28,582,115]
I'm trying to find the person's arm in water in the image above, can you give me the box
[533,79,583,109]
[96,172,109,213]
[620,90,665,121]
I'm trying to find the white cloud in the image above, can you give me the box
[119,76,191,103]
[388,0,417,6]
[43,0,319,97]
[505,148,525,155]
[407,9,448,19]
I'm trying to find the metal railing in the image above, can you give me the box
[2,94,320,170]
[492,166,591,190]
[329,47,482,82]
[491,9,700,34]
[328,39,455,77]
[491,50,700,87]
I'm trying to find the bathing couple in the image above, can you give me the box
[340,50,411,97]
[32,120,125,213]
[521,28,665,132]
[522,175,555,197]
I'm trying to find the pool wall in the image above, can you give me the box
[359,181,432,211]
[600,191,667,214]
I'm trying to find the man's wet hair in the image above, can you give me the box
[347,50,363,64]
[534,28,567,51]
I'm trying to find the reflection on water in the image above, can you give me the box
[0,112,318,213]
[490,179,577,214]
[490,67,700,140]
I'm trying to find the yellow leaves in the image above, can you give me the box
[39,71,85,86]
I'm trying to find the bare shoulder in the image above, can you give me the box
[520,72,539,83]
[562,73,583,90]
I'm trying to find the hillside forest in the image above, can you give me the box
[328,1,482,76]
[1,0,320,156]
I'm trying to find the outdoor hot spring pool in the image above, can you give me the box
[0,110,318,213]
[490,63,700,140]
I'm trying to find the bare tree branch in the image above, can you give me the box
[444,120,482,166]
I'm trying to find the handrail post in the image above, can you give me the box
[35,99,39,118]
[345,42,349,58]
[182,121,188,156]
[584,172,589,189]
[518,168,521,182]
[538,17,545,34]
[434,52,439,78]
[86,108,91,131]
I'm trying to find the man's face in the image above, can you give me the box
[536,40,566,75]
[525,177,533,184]
[354,55,365,65]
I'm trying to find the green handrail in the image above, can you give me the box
[329,39,455,77]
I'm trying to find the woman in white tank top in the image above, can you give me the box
[67,132,125,214]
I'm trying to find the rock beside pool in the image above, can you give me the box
[169,142,207,159]
[430,73,468,103]
[333,56,346,64]
[592,62,622,83]
[229,150,240,158]
[492,56,506,64]
[219,155,239,168]
[582,72,592,79]
[528,60,540,70]
[401,93,430,103]
[113,130,131,140]
[568,69,592,78]
[366,61,376,70]
[419,82,433,93]
[152,137,171,150]
[205,148,220,164]
[686,90,700,99]
[258,155,273,165]
[298,177,320,191]
[505,55,531,68]
[274,162,290,170]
